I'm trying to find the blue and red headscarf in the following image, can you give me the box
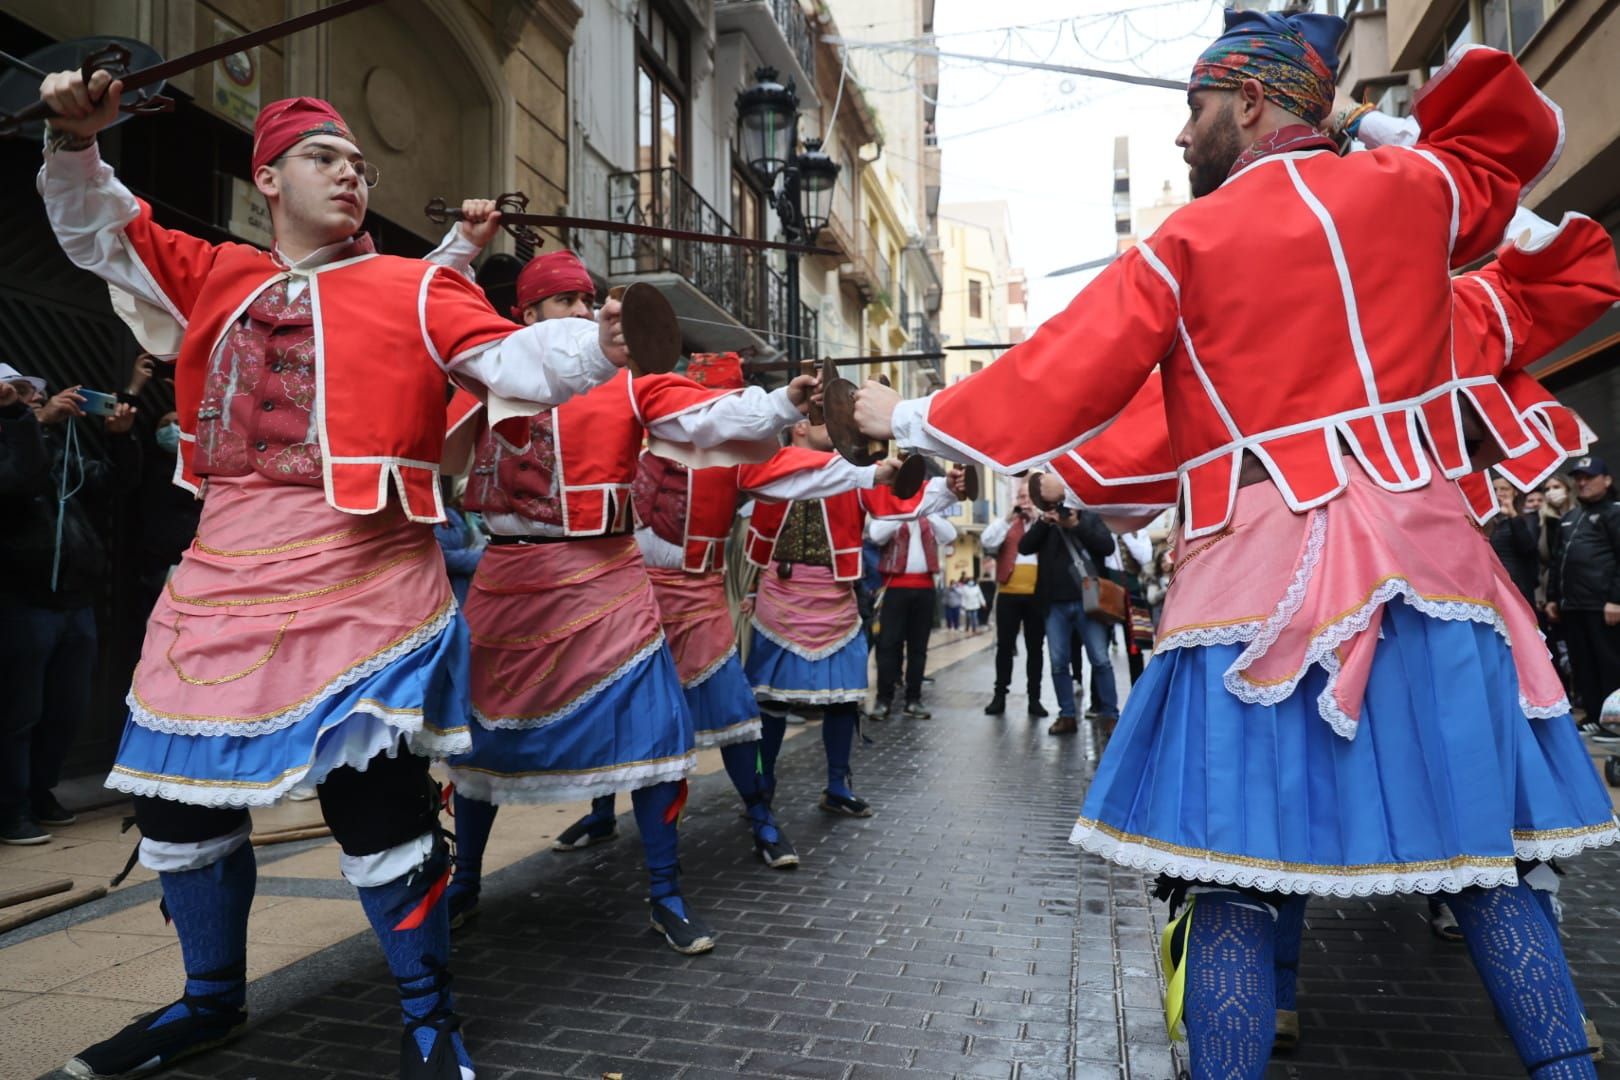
[1189,9,1346,127]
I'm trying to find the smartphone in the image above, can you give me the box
[78,389,120,417]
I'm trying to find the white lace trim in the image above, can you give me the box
[1072,819,1543,898]
[1219,507,1328,706]
[751,684,868,704]
[694,717,763,748]
[104,719,468,809]
[1154,621,1264,651]
[750,615,863,661]
[683,643,738,690]
[126,604,458,738]
[448,752,696,805]
[473,634,666,731]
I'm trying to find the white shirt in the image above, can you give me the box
[981,514,1039,567]
[867,512,957,574]
[957,581,985,611]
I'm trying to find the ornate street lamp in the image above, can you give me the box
[735,69,842,364]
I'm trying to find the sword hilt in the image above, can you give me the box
[423,192,545,250]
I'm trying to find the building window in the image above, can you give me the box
[730,167,762,240]
[635,3,688,177]
[1427,0,1551,70]
[969,279,983,319]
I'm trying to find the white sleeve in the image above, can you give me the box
[981,515,1011,552]
[645,386,803,448]
[423,225,482,280]
[891,397,972,461]
[1122,529,1153,567]
[930,515,957,543]
[1355,111,1419,149]
[917,475,962,518]
[1504,205,1563,250]
[37,144,173,313]
[750,456,878,501]
[867,518,902,545]
[455,318,617,410]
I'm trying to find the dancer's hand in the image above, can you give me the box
[597,296,630,368]
[852,379,900,440]
[40,69,123,140]
[457,199,503,248]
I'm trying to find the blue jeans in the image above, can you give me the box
[1045,600,1117,719]
[0,604,97,822]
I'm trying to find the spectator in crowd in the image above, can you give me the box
[1145,548,1175,626]
[1489,475,1540,609]
[0,365,49,494]
[434,476,486,605]
[943,573,962,631]
[957,573,985,633]
[1547,456,1620,741]
[1019,505,1117,736]
[982,492,1047,717]
[1108,527,1154,687]
[0,364,137,845]
[868,511,957,720]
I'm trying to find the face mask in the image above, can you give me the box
[1546,488,1568,508]
[155,422,181,454]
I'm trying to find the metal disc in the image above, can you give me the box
[619,282,680,376]
[892,454,929,499]
[0,37,166,141]
[962,464,981,502]
[1028,471,1057,512]
[822,378,882,465]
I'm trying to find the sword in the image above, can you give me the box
[0,0,385,133]
[425,192,839,258]
[742,351,945,373]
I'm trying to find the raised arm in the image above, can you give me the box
[634,374,807,452]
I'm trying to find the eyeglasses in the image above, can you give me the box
[280,149,381,188]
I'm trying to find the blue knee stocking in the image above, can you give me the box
[721,740,780,844]
[588,794,616,821]
[449,793,497,900]
[1448,883,1596,1079]
[1273,895,1307,1012]
[355,837,471,1074]
[822,704,858,799]
[151,840,255,1026]
[632,781,687,919]
[758,711,787,800]
[1181,892,1275,1080]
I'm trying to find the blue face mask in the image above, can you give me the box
[155,422,181,454]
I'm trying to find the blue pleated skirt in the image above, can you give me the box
[1072,601,1618,895]
[745,627,868,705]
[448,642,695,804]
[107,612,472,807]
[689,654,762,748]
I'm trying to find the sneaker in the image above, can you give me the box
[447,886,480,931]
[32,792,77,827]
[1591,727,1620,744]
[819,791,874,818]
[755,829,800,869]
[866,703,893,723]
[1429,902,1463,942]
[1047,715,1079,736]
[984,693,1006,716]
[1028,700,1049,719]
[552,812,617,851]
[902,701,932,720]
[65,1000,248,1079]
[1273,1008,1300,1055]
[0,817,50,846]
[1580,720,1603,735]
[649,900,716,955]
[782,712,809,726]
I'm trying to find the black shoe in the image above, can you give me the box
[66,997,247,1078]
[32,791,77,827]
[0,817,50,845]
[1028,700,1049,719]
[903,701,931,719]
[396,962,472,1080]
[1593,727,1620,744]
[552,812,617,851]
[985,693,1006,715]
[866,703,893,722]
[819,791,874,818]
[1580,720,1603,735]
[649,899,716,955]
[447,886,480,931]
[755,829,800,869]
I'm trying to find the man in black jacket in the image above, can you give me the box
[1018,505,1118,735]
[0,368,137,845]
[1548,455,1620,739]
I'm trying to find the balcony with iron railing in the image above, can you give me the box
[716,0,818,105]
[906,311,941,355]
[606,166,808,358]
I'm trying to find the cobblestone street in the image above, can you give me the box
[19,639,1620,1079]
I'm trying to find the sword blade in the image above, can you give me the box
[0,0,384,131]
[456,207,838,258]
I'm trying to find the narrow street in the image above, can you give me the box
[12,637,1620,1079]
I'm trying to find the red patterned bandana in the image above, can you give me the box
[252,98,356,173]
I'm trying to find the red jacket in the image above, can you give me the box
[916,48,1569,539]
